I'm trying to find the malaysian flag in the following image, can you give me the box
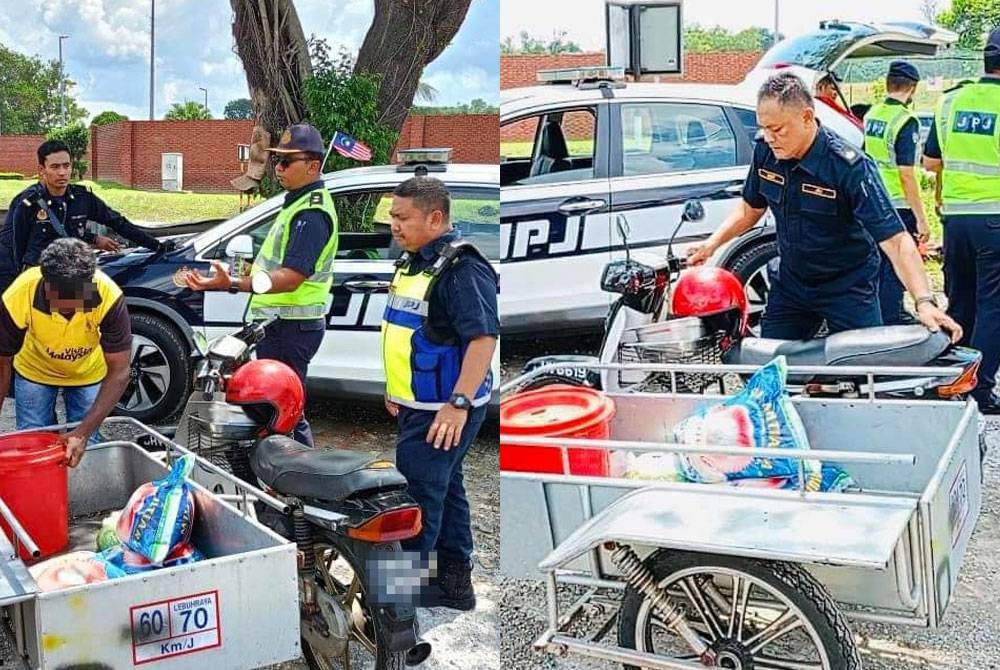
[330,131,373,161]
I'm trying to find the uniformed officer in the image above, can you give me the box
[864,61,931,325]
[184,124,339,444]
[922,28,1000,412]
[382,176,498,611]
[689,72,959,342]
[0,140,167,293]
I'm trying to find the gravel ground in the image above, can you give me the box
[499,335,1000,669]
[4,396,499,670]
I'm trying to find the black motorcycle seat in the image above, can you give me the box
[250,435,407,502]
[726,325,950,368]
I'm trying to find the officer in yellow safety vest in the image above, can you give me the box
[0,239,133,467]
[382,176,498,611]
[185,124,338,443]
[923,28,1000,413]
[864,60,931,325]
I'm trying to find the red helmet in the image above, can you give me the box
[671,267,749,338]
[225,359,305,435]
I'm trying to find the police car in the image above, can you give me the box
[501,21,957,335]
[100,150,500,424]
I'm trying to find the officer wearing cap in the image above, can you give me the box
[864,60,931,325]
[923,28,1000,413]
[689,72,960,342]
[0,140,168,293]
[185,123,338,444]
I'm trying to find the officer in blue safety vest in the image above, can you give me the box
[381,176,498,611]
[863,60,932,325]
[923,28,1000,413]
[689,72,960,343]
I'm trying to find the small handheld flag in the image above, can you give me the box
[330,131,373,162]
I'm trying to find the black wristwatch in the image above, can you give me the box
[448,393,471,410]
[227,276,241,294]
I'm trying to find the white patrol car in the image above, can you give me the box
[500,21,957,336]
[101,150,500,424]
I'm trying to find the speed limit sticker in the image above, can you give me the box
[130,590,222,664]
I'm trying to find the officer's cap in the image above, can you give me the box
[887,61,920,82]
[986,27,1000,55]
[265,123,325,155]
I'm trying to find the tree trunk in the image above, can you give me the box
[354,0,473,133]
[229,0,312,145]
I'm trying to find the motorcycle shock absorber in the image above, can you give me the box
[294,506,318,612]
[608,543,716,665]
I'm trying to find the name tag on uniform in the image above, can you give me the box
[802,183,837,199]
[758,168,785,185]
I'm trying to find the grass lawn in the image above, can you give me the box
[0,179,242,224]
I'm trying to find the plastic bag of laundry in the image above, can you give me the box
[672,356,824,485]
[116,454,196,563]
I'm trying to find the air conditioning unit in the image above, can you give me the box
[606,0,683,76]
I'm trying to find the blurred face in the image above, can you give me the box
[44,280,97,314]
[39,151,72,194]
[757,98,817,161]
[272,153,320,191]
[816,81,837,99]
[389,196,447,252]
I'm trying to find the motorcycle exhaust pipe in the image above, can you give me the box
[405,639,432,666]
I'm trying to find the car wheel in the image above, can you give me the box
[114,313,191,424]
[725,241,777,337]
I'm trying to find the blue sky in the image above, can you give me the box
[0,0,499,122]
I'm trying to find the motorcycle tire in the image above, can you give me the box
[618,550,861,670]
[301,541,407,670]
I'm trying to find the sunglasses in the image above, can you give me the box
[271,154,314,169]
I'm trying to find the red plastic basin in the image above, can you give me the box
[0,432,68,560]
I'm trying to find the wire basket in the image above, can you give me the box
[617,333,724,392]
[185,415,256,483]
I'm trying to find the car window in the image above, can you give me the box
[621,103,737,176]
[733,107,759,144]
[500,106,598,187]
[449,187,500,261]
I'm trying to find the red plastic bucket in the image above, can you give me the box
[0,432,68,560]
[500,386,616,476]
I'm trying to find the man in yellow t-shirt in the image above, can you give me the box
[0,239,132,467]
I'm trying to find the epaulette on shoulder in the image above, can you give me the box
[829,138,862,166]
[309,191,323,205]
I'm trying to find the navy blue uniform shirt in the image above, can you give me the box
[0,183,160,275]
[743,124,904,286]
[278,181,334,276]
[406,229,499,344]
[924,77,1000,160]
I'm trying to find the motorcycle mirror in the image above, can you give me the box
[682,199,705,222]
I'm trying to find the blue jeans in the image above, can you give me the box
[395,405,488,562]
[14,373,102,444]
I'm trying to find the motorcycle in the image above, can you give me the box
[168,319,432,670]
[522,199,983,401]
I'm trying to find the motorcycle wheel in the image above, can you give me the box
[301,541,407,670]
[618,550,861,670]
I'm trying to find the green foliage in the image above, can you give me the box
[683,25,774,52]
[164,101,213,120]
[46,123,89,180]
[411,98,498,115]
[0,43,87,134]
[224,98,254,120]
[91,110,128,126]
[937,0,1000,49]
[501,30,583,54]
[302,41,398,232]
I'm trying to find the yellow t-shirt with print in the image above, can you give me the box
[3,267,123,386]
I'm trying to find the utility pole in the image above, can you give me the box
[149,0,155,120]
[199,87,208,113]
[58,35,69,126]
[773,0,780,46]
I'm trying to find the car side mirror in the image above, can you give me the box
[224,234,253,259]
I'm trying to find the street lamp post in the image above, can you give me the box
[199,87,208,113]
[58,35,69,126]
[149,0,155,120]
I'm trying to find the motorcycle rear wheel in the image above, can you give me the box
[301,542,407,670]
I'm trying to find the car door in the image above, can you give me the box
[607,99,751,268]
[500,103,613,334]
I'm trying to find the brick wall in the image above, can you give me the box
[396,114,498,164]
[0,135,47,177]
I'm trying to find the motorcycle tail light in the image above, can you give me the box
[938,358,981,398]
[346,506,423,542]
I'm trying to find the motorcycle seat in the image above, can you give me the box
[250,435,408,502]
[726,325,950,368]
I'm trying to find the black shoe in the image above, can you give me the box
[436,558,476,611]
[977,394,1000,415]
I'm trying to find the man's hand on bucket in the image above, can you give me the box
[59,431,88,468]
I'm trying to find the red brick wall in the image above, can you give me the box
[90,122,132,185]
[396,114,499,164]
[0,135,47,177]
